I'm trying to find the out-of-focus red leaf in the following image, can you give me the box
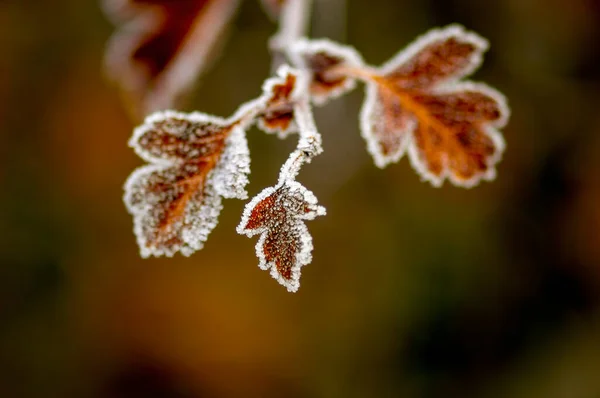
[104,0,241,118]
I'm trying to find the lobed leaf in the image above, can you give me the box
[380,24,488,90]
[124,111,250,257]
[360,25,509,187]
[289,38,364,105]
[237,180,325,292]
[239,73,324,292]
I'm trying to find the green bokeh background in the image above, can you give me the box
[2,0,600,397]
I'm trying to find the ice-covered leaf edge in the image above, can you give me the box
[256,64,311,138]
[378,24,489,82]
[288,37,365,105]
[236,179,326,292]
[407,81,509,188]
[124,110,252,258]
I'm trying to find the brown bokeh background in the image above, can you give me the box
[2,0,600,397]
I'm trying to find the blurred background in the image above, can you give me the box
[2,0,600,397]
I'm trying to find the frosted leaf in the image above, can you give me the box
[238,74,324,292]
[380,24,488,90]
[211,125,251,199]
[360,81,416,168]
[406,83,508,187]
[130,110,234,163]
[289,38,364,105]
[237,180,325,292]
[360,25,510,187]
[257,65,310,138]
[103,0,240,117]
[124,110,251,257]
[124,163,223,257]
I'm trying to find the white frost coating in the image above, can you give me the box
[237,82,325,292]
[359,81,416,168]
[129,109,230,163]
[358,24,509,187]
[124,163,223,257]
[256,65,311,138]
[378,24,489,84]
[435,81,511,130]
[228,97,268,127]
[104,0,241,114]
[405,81,509,188]
[262,65,310,103]
[288,37,365,105]
[124,109,252,257]
[293,98,323,156]
[236,179,326,293]
[269,0,313,67]
[211,125,251,199]
[276,98,323,181]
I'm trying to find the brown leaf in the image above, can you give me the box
[360,84,416,166]
[257,65,308,137]
[290,38,364,105]
[104,0,240,117]
[381,24,488,90]
[237,181,325,292]
[125,162,219,256]
[125,111,251,257]
[360,25,509,187]
[259,71,296,134]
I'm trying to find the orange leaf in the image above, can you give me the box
[360,25,509,187]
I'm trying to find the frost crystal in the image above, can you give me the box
[268,0,312,69]
[124,110,250,257]
[360,81,416,168]
[238,80,325,292]
[118,21,513,291]
[289,38,364,105]
[237,180,325,292]
[360,24,510,187]
[257,65,310,138]
[379,24,488,90]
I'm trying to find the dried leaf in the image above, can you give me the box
[360,24,509,187]
[104,0,240,117]
[257,65,310,138]
[289,38,364,105]
[124,110,251,257]
[237,180,325,292]
[360,82,416,167]
[380,24,488,90]
[239,80,324,292]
